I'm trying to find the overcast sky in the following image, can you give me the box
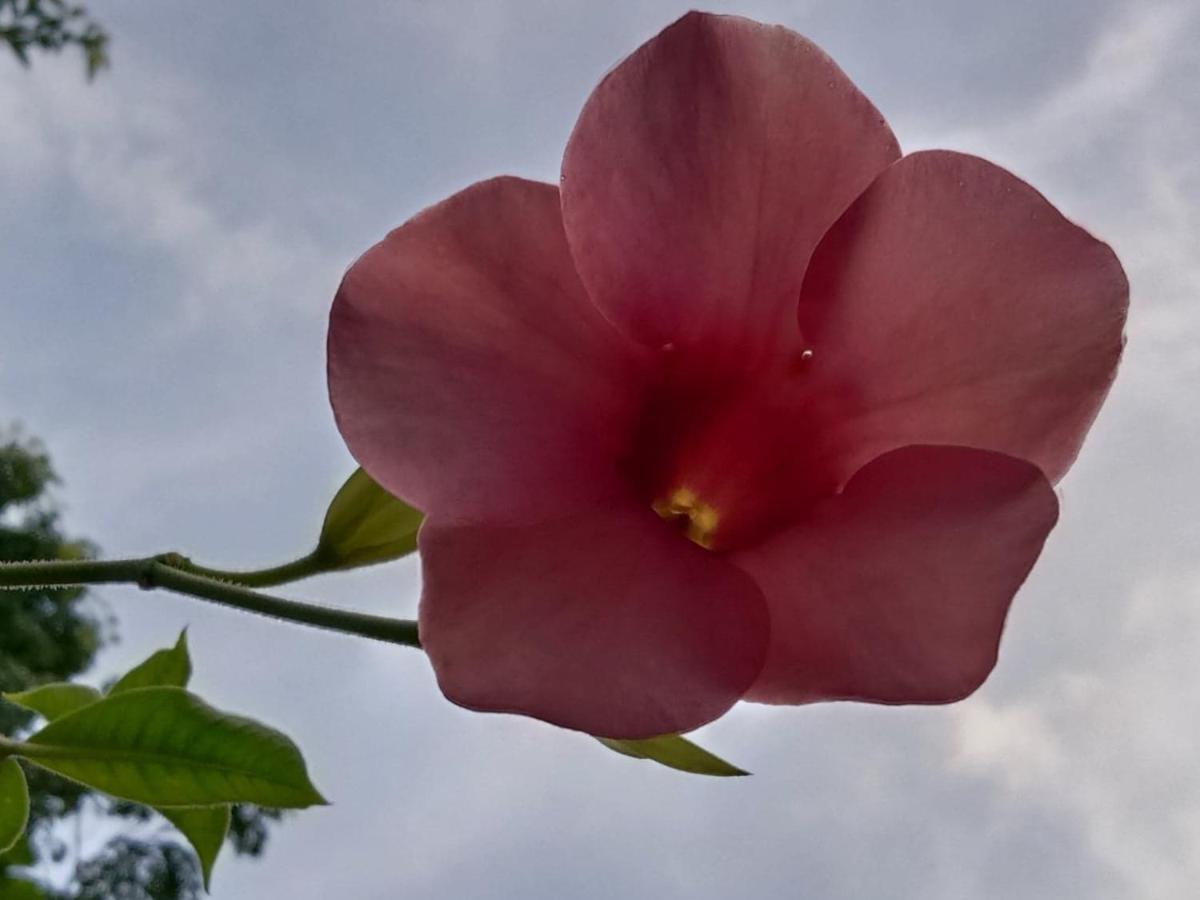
[2,1,1199,897]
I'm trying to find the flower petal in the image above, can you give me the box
[734,446,1058,705]
[799,150,1129,486]
[328,177,645,523]
[561,12,899,373]
[419,499,769,738]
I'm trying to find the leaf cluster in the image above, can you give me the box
[2,630,323,892]
[0,0,108,78]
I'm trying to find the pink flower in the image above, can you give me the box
[328,13,1128,739]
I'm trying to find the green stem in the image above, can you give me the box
[0,734,48,763]
[157,550,327,588]
[0,558,421,649]
[0,734,24,760]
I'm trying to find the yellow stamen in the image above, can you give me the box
[653,486,720,549]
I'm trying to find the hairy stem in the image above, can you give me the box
[0,558,421,649]
[154,550,328,588]
[0,734,24,760]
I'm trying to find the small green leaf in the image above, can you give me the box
[22,687,325,809]
[109,630,191,694]
[316,468,423,570]
[596,734,749,777]
[160,804,231,891]
[3,684,102,721]
[0,759,29,854]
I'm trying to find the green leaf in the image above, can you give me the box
[596,734,749,777]
[109,630,191,694]
[0,759,29,854]
[21,686,325,809]
[160,804,231,891]
[3,683,101,721]
[0,831,33,867]
[316,468,423,570]
[0,878,48,900]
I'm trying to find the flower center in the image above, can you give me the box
[633,388,801,549]
[652,486,720,549]
[629,362,829,552]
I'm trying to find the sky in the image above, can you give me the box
[2,0,1198,897]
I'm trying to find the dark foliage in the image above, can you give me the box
[0,0,108,78]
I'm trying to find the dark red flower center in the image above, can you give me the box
[626,349,832,552]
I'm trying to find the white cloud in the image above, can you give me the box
[0,53,343,332]
[910,0,1195,160]
[951,566,1200,899]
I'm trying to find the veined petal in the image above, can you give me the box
[734,446,1058,705]
[561,11,899,373]
[419,498,769,739]
[799,150,1129,486]
[328,177,645,523]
